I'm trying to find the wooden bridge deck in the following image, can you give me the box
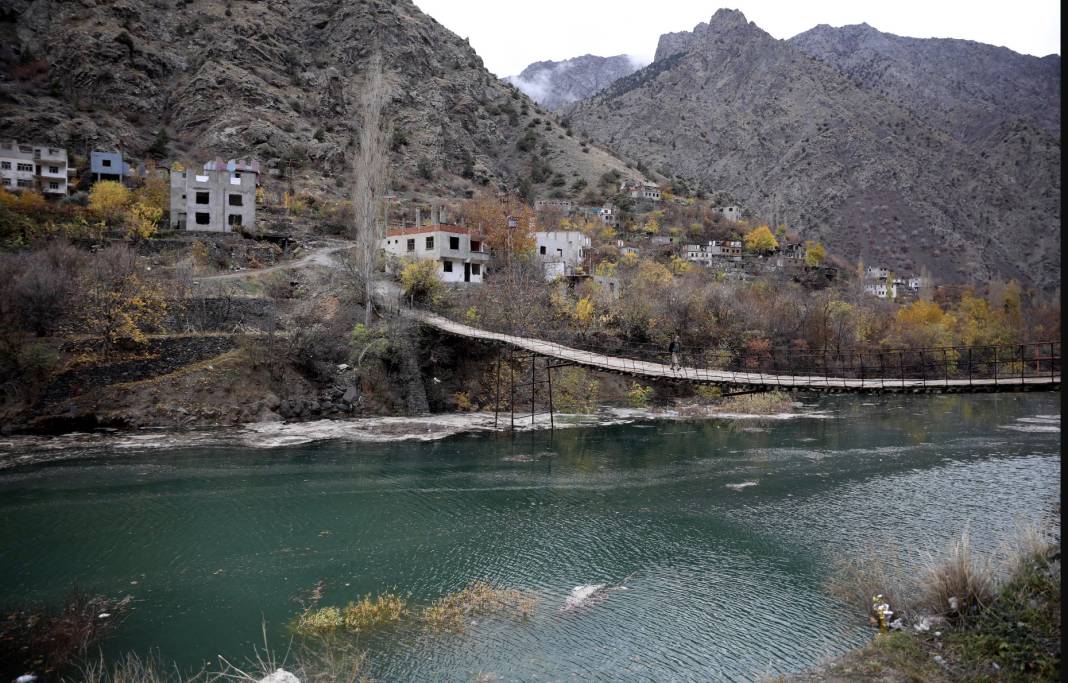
[411,310,1060,394]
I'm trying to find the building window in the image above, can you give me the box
[0,162,9,170]
[49,182,59,190]
[539,246,546,255]
[195,212,210,225]
[228,214,242,226]
[449,236,459,250]
[17,163,33,172]
[16,179,31,187]
[228,194,243,206]
[102,159,112,167]
[471,263,480,275]
[425,236,434,249]
[443,260,453,273]
[196,191,210,204]
[49,166,58,174]
[471,240,481,252]
[406,238,415,252]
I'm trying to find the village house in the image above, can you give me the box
[381,210,487,283]
[533,198,574,216]
[535,230,591,280]
[90,150,131,183]
[169,166,257,232]
[620,179,661,202]
[865,266,891,281]
[0,141,70,195]
[712,205,742,222]
[574,203,619,227]
[614,239,640,258]
[684,240,743,266]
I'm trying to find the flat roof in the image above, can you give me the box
[385,223,485,239]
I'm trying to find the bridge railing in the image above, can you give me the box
[400,298,1059,388]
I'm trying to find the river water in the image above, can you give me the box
[0,393,1059,681]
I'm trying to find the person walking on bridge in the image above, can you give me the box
[669,335,682,371]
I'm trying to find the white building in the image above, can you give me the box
[535,230,590,280]
[865,266,890,281]
[684,240,743,265]
[621,179,661,202]
[0,141,70,195]
[381,223,488,283]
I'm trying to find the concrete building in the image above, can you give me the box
[170,168,257,232]
[0,141,36,191]
[684,240,743,265]
[203,158,262,186]
[0,141,69,195]
[535,230,590,280]
[865,266,890,281]
[621,179,661,202]
[712,205,742,222]
[534,198,574,215]
[381,223,488,283]
[90,150,131,182]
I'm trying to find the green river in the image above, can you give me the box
[0,393,1060,681]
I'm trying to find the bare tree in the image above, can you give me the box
[351,52,392,326]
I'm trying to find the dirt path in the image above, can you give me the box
[193,240,357,282]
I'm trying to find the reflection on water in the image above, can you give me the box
[0,393,1059,681]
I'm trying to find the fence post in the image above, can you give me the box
[968,347,972,387]
[899,350,905,388]
[943,348,949,387]
[1052,342,1056,382]
[994,346,998,386]
[1020,345,1025,385]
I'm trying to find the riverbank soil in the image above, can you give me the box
[781,545,1060,682]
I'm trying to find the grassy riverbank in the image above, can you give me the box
[781,532,1060,682]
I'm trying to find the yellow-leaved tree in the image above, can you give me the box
[669,255,694,275]
[743,225,778,253]
[804,241,826,266]
[399,259,443,306]
[135,174,169,213]
[89,180,130,222]
[124,202,162,240]
[80,245,166,356]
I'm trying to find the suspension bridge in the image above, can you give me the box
[406,309,1060,395]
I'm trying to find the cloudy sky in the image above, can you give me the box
[413,0,1061,76]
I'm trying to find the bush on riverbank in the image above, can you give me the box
[0,589,131,681]
[791,528,1060,682]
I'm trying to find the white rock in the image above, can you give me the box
[258,669,300,683]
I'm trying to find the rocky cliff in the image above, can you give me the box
[0,0,639,200]
[507,54,644,111]
[569,9,1060,290]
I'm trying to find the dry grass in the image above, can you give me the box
[75,651,206,683]
[420,581,537,634]
[293,592,408,636]
[918,530,996,622]
[825,542,913,624]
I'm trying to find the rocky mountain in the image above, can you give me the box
[789,23,1060,144]
[568,9,1060,290]
[0,0,640,202]
[507,54,644,111]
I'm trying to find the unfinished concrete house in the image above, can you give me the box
[170,167,256,232]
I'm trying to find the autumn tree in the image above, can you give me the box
[399,259,443,306]
[124,202,162,240]
[89,180,130,221]
[457,193,536,261]
[804,241,826,267]
[135,172,169,213]
[743,224,778,253]
[80,244,167,356]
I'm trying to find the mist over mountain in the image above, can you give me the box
[567,9,1060,290]
[506,54,646,111]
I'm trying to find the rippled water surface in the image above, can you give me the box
[0,393,1059,681]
